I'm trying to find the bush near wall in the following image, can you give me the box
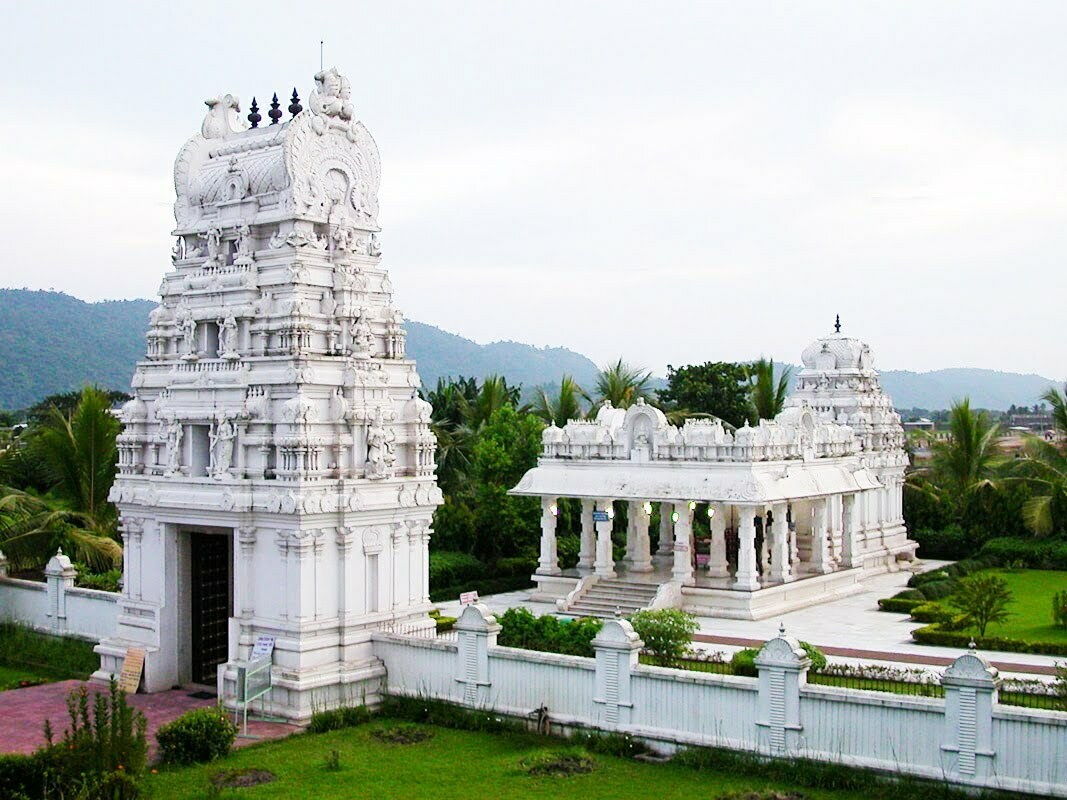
[427,551,537,602]
[912,623,1067,656]
[978,538,1067,570]
[156,707,237,766]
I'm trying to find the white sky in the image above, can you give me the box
[1,1,1064,378]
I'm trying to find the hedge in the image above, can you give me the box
[978,538,1067,570]
[878,597,925,614]
[428,551,487,589]
[917,579,957,601]
[909,602,957,625]
[912,623,1067,656]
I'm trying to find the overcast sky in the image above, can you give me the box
[1,2,1064,379]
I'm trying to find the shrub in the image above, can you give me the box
[799,642,826,672]
[909,602,956,625]
[878,597,925,614]
[916,579,957,601]
[73,562,122,592]
[379,695,520,733]
[628,609,699,667]
[0,752,41,799]
[729,648,759,677]
[572,731,649,758]
[911,624,1067,655]
[978,537,1067,570]
[1056,663,1067,711]
[427,551,486,589]
[907,569,951,588]
[156,706,237,766]
[1053,591,1067,630]
[493,555,538,577]
[910,525,973,561]
[948,573,1014,637]
[520,748,594,777]
[434,615,457,633]
[497,607,602,657]
[308,704,371,734]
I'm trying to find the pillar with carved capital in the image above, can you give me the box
[810,498,832,574]
[707,503,730,578]
[656,501,674,557]
[671,502,694,584]
[236,526,257,617]
[120,518,144,600]
[392,522,409,609]
[419,523,432,604]
[841,494,858,569]
[593,499,615,578]
[537,496,561,576]
[335,526,356,620]
[768,503,791,583]
[734,505,760,590]
[288,529,316,620]
[629,501,653,573]
[578,499,595,573]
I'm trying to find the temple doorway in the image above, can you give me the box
[188,531,232,685]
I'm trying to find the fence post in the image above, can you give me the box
[454,603,499,706]
[44,548,77,634]
[941,648,999,780]
[755,625,810,755]
[592,619,642,728]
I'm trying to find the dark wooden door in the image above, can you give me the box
[190,532,231,685]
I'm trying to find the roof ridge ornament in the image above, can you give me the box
[834,314,841,334]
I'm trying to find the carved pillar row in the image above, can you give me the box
[841,494,858,569]
[537,497,561,576]
[578,499,595,573]
[707,503,730,578]
[392,522,409,610]
[734,505,760,591]
[769,502,791,583]
[671,502,694,585]
[810,498,831,574]
[629,501,653,573]
[657,501,674,557]
[237,526,256,618]
[593,499,615,578]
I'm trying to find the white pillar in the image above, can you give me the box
[537,496,561,576]
[841,494,858,569]
[788,505,799,566]
[941,651,999,780]
[671,502,694,584]
[707,503,730,578]
[592,619,643,728]
[594,499,616,578]
[755,628,810,755]
[734,506,760,590]
[578,499,595,572]
[810,498,831,574]
[656,501,673,557]
[629,502,654,573]
[769,502,791,583]
[759,511,771,575]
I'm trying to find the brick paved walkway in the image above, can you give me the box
[0,680,300,756]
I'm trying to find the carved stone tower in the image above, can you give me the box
[94,69,441,719]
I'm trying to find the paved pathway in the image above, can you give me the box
[0,680,300,756]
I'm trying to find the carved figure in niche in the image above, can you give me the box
[163,418,183,476]
[218,314,239,359]
[171,236,186,261]
[367,233,381,257]
[365,406,395,479]
[205,227,223,265]
[234,224,254,264]
[310,67,354,123]
[178,311,197,360]
[209,416,237,478]
[254,291,274,318]
[380,274,393,295]
[331,224,353,254]
[321,291,337,318]
[349,309,374,357]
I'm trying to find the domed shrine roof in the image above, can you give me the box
[799,315,874,373]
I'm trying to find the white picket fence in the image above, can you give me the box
[372,604,1067,798]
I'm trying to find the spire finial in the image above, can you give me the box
[834,313,841,334]
[289,88,303,117]
[778,621,786,636]
[268,93,282,125]
[247,97,261,129]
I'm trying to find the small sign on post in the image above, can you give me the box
[592,510,610,523]
[459,591,479,606]
[118,647,145,694]
[251,636,275,660]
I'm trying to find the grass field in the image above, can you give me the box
[0,664,50,691]
[934,569,1067,642]
[141,719,987,800]
[0,623,99,688]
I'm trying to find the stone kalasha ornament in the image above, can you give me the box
[100,69,440,716]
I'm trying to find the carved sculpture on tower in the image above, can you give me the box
[95,69,441,720]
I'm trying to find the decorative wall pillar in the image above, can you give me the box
[536,496,561,576]
[335,526,356,619]
[289,530,316,620]
[840,494,858,569]
[768,502,791,583]
[454,604,500,707]
[734,506,760,591]
[578,499,595,572]
[44,549,76,634]
[236,526,257,618]
[392,522,409,609]
[788,504,799,566]
[121,517,144,600]
[592,619,642,728]
[755,626,810,755]
[419,523,432,604]
[707,503,730,578]
[629,501,653,573]
[593,499,615,578]
[759,511,771,575]
[671,502,694,584]
[656,501,674,557]
[406,522,420,605]
[810,498,831,574]
[941,651,999,780]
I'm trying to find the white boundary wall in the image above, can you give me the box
[0,551,118,642]
[373,605,1067,798]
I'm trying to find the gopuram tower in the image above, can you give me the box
[94,69,442,719]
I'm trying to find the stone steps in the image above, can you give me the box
[565,579,660,618]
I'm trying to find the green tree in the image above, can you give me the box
[747,358,792,423]
[1004,384,1067,536]
[532,376,588,428]
[592,359,652,410]
[657,362,750,428]
[628,609,699,667]
[948,573,1014,637]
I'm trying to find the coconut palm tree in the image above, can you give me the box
[532,376,588,428]
[747,358,792,423]
[592,359,652,411]
[1005,384,1067,536]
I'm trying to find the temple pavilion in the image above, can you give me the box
[510,323,917,619]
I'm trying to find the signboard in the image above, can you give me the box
[251,636,276,660]
[459,591,479,606]
[592,510,610,523]
[118,647,145,694]
[237,657,273,704]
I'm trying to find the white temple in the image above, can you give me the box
[94,69,442,719]
[512,321,916,619]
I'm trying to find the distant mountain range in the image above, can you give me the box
[0,290,1059,412]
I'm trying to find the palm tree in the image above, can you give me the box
[593,359,652,411]
[909,399,1002,513]
[1005,384,1067,536]
[747,358,792,423]
[532,376,588,428]
[468,375,522,429]
[0,386,122,571]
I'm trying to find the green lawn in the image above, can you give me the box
[0,622,99,682]
[0,664,50,691]
[140,720,926,800]
[935,569,1067,643]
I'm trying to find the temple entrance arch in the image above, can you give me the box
[184,528,233,685]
